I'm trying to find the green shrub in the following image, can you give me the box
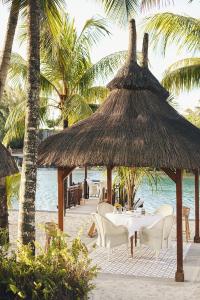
[0,231,97,300]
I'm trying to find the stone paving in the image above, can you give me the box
[8,198,200,300]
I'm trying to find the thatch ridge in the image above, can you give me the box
[0,143,18,178]
[38,19,200,170]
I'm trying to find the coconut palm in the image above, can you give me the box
[0,0,65,103]
[8,14,127,130]
[145,12,200,94]
[17,0,40,251]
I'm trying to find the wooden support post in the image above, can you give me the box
[69,173,73,186]
[175,169,184,282]
[107,166,112,204]
[194,169,200,243]
[84,166,88,199]
[57,167,75,231]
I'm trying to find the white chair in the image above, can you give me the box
[89,183,99,197]
[97,202,113,216]
[140,215,174,256]
[154,204,174,217]
[93,213,129,259]
[97,181,107,196]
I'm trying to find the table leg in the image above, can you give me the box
[135,231,137,246]
[130,236,134,257]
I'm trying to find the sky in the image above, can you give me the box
[0,0,199,112]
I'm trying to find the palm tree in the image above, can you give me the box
[17,0,40,251]
[145,12,200,94]
[0,0,170,104]
[0,0,20,101]
[97,0,173,25]
[0,0,65,103]
[7,14,127,131]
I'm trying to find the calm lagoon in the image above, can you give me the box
[12,168,197,218]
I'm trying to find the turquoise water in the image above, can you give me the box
[12,168,197,218]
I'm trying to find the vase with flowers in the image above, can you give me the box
[113,203,122,214]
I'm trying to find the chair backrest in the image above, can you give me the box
[97,202,113,216]
[145,218,165,238]
[154,204,174,217]
[163,215,174,240]
[93,213,104,242]
[93,213,119,247]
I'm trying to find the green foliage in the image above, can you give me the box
[2,86,51,146]
[96,0,138,25]
[145,13,200,54]
[184,105,200,128]
[162,58,200,94]
[114,167,160,209]
[8,12,126,130]
[0,230,97,300]
[6,173,21,208]
[145,12,200,94]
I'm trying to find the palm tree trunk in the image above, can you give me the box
[0,177,9,244]
[0,0,20,101]
[18,0,40,253]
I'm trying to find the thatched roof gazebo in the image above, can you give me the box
[0,142,18,233]
[0,143,18,178]
[38,20,200,282]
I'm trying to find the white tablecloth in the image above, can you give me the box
[105,212,162,238]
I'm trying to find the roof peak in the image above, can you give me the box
[107,19,169,98]
[127,19,137,64]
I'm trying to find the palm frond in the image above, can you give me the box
[141,0,174,11]
[145,13,200,54]
[97,0,138,25]
[3,95,51,146]
[80,50,127,89]
[63,95,93,125]
[82,86,109,103]
[3,101,25,146]
[9,53,56,94]
[162,57,200,94]
[6,173,21,208]
[77,17,110,50]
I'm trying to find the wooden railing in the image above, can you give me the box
[65,184,83,209]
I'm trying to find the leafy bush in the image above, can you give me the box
[0,231,97,300]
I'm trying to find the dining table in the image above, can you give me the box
[105,211,163,256]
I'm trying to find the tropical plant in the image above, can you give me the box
[0,230,97,299]
[17,0,40,252]
[184,104,200,128]
[145,12,200,94]
[2,86,52,146]
[0,0,65,103]
[114,167,160,210]
[6,173,21,208]
[9,13,127,129]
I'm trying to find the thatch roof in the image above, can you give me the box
[38,20,200,170]
[0,143,18,177]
